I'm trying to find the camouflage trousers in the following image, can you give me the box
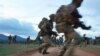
[38,34,54,54]
[59,31,81,56]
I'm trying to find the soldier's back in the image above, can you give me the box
[55,4,77,24]
[57,4,77,15]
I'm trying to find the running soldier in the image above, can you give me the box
[52,0,91,56]
[38,17,57,54]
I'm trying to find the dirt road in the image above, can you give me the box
[12,47,100,56]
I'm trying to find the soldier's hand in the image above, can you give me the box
[79,15,82,18]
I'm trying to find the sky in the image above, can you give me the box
[0,0,100,39]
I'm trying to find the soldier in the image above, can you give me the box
[38,17,57,54]
[13,35,17,43]
[82,34,89,46]
[56,0,91,30]
[53,0,91,56]
[26,36,30,44]
[59,35,64,45]
[8,35,12,44]
[51,34,57,46]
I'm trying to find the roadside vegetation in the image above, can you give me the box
[0,43,39,56]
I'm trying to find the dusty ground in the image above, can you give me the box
[12,47,100,56]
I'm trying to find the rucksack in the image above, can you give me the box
[38,18,52,33]
[38,18,48,29]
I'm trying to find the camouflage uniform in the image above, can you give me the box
[12,35,16,43]
[35,32,43,45]
[53,0,91,56]
[8,35,12,44]
[38,17,57,54]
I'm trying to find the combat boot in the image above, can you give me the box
[58,47,67,56]
[38,48,42,53]
[42,49,49,54]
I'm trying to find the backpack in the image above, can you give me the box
[38,18,48,29]
[38,18,52,33]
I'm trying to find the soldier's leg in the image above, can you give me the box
[67,31,81,56]
[58,41,68,56]
[8,40,10,44]
[42,35,55,54]
[9,39,11,44]
[66,39,76,56]
[58,38,71,56]
[59,31,78,56]
[84,40,87,47]
[39,35,52,54]
[42,43,51,54]
[38,43,48,53]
